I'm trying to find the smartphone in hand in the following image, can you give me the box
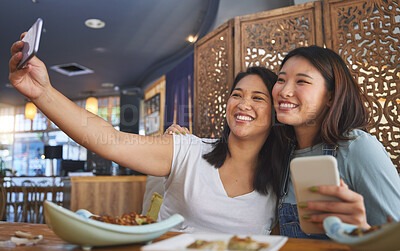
[290,155,341,234]
[17,18,43,70]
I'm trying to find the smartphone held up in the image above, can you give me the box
[290,155,341,234]
[17,18,43,70]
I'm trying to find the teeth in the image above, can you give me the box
[236,115,253,121]
[280,103,297,108]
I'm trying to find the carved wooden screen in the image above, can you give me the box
[234,2,323,74]
[323,0,400,172]
[194,20,234,138]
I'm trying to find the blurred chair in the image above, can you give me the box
[35,179,52,223]
[52,178,64,207]
[2,179,21,222]
[0,182,5,220]
[20,180,37,223]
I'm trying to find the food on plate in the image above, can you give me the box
[186,236,270,250]
[345,216,393,236]
[228,236,269,250]
[186,240,227,250]
[227,236,270,250]
[90,211,155,225]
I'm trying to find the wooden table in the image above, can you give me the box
[0,222,351,251]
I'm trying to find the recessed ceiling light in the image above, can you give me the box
[94,47,107,53]
[101,82,114,88]
[85,19,105,29]
[187,35,197,43]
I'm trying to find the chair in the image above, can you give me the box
[2,180,21,222]
[20,180,37,223]
[52,178,64,207]
[0,182,6,220]
[35,179,52,223]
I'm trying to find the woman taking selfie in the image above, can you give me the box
[9,35,285,234]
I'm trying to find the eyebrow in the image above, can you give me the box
[233,88,269,96]
[278,72,313,79]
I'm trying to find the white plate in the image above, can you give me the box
[141,233,288,251]
[323,216,400,251]
[43,200,184,250]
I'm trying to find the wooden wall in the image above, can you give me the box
[69,176,147,216]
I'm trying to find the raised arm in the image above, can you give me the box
[9,36,172,176]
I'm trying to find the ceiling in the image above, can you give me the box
[0,0,294,107]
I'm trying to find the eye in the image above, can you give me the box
[253,96,264,101]
[276,78,285,83]
[231,93,241,98]
[297,79,311,85]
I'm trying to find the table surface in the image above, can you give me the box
[0,222,351,251]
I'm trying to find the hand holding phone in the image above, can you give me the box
[17,18,43,70]
[290,155,341,234]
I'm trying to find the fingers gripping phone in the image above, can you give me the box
[17,18,43,70]
[290,155,341,234]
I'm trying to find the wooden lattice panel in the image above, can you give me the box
[194,21,234,138]
[324,0,400,172]
[235,2,323,74]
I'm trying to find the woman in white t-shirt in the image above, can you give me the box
[9,36,284,234]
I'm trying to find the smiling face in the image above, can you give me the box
[226,74,272,140]
[272,56,332,131]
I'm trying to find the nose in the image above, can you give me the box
[278,82,294,98]
[237,97,251,110]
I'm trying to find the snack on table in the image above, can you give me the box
[227,236,270,250]
[186,240,227,250]
[345,216,393,236]
[186,236,269,250]
[90,212,155,225]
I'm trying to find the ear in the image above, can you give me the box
[326,91,333,107]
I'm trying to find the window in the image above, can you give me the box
[0,96,120,176]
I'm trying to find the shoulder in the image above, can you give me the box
[340,129,385,155]
[173,134,218,153]
[337,129,394,174]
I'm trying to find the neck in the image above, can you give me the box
[226,132,267,169]
[294,125,320,150]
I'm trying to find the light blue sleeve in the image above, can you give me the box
[342,132,400,225]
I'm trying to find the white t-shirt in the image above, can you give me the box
[157,134,277,234]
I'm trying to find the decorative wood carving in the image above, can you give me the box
[324,0,400,171]
[194,20,234,138]
[235,2,323,75]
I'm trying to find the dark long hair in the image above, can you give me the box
[203,67,287,197]
[279,46,371,146]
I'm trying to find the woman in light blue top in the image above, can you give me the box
[272,46,400,239]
